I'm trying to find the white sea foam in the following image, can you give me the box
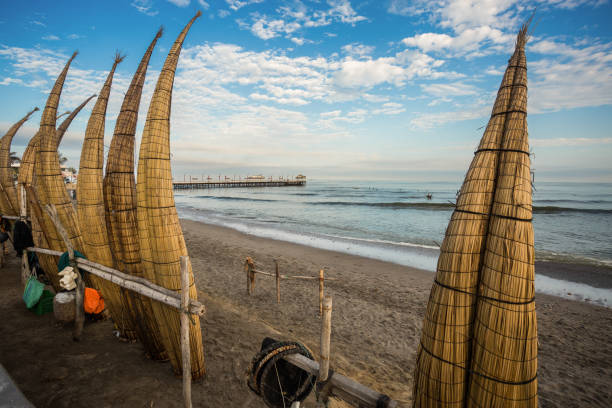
[179,206,612,309]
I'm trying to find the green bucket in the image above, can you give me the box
[31,290,54,315]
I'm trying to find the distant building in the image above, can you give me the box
[246,174,265,180]
[296,174,306,180]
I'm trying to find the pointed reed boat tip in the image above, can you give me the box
[194,10,202,18]
[70,51,78,60]
[114,51,126,64]
[156,26,164,39]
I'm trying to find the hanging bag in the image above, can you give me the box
[23,276,45,309]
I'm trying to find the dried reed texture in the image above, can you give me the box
[77,54,135,338]
[467,25,537,408]
[16,131,58,286]
[0,107,39,216]
[104,29,167,352]
[55,95,97,147]
[137,12,205,379]
[33,52,86,261]
[412,31,526,408]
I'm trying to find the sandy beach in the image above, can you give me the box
[1,218,611,407]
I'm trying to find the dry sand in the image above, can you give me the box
[1,218,611,407]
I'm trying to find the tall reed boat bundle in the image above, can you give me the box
[413,21,537,408]
[104,28,168,353]
[33,51,87,262]
[0,107,39,216]
[20,91,95,290]
[77,54,133,338]
[137,12,205,379]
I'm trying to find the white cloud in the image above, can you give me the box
[42,35,60,41]
[226,0,263,11]
[342,43,375,58]
[30,20,46,27]
[131,0,158,16]
[67,34,81,40]
[530,137,612,147]
[402,26,513,56]
[218,9,231,18]
[250,16,301,40]
[197,0,210,9]
[372,102,405,115]
[528,39,612,113]
[246,0,366,41]
[422,82,478,97]
[167,0,190,6]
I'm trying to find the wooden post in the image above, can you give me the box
[249,259,255,294]
[319,269,324,317]
[44,204,84,341]
[275,259,280,304]
[319,296,332,382]
[20,185,27,218]
[180,256,192,408]
[245,259,250,295]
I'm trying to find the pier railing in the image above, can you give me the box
[173,179,305,189]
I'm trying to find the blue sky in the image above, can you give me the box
[0,0,611,182]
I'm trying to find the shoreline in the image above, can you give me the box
[178,214,612,307]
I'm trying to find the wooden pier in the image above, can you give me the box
[173,179,306,190]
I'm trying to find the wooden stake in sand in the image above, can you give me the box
[318,269,324,317]
[319,296,332,382]
[274,259,280,304]
[180,256,192,408]
[44,204,84,341]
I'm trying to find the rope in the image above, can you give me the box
[419,341,537,386]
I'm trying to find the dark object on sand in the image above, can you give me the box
[248,337,316,408]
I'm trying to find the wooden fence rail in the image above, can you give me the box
[244,257,335,315]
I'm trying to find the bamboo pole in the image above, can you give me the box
[180,256,192,408]
[319,269,324,317]
[44,203,84,341]
[274,259,280,304]
[319,296,332,382]
[28,246,206,316]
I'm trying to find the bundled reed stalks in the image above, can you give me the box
[412,25,533,407]
[33,52,86,261]
[55,95,97,147]
[467,24,537,407]
[17,131,60,288]
[104,29,167,351]
[25,93,94,289]
[77,54,134,338]
[0,107,39,216]
[137,12,205,379]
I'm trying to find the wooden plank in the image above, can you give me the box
[319,296,332,381]
[282,354,397,408]
[180,256,192,408]
[26,246,205,316]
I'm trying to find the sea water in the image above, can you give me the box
[174,180,612,307]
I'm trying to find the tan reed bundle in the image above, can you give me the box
[77,54,135,337]
[137,11,205,379]
[29,94,96,289]
[412,29,527,408]
[33,52,86,262]
[104,29,168,352]
[0,107,39,216]
[467,24,537,408]
[17,131,60,288]
[55,95,97,147]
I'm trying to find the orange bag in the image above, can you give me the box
[84,288,105,314]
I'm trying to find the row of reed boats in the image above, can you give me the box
[0,10,538,407]
[0,12,204,379]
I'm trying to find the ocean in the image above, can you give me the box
[174,179,612,307]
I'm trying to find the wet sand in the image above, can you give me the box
[0,218,611,407]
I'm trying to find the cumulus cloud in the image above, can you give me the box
[245,0,366,41]
[42,34,60,41]
[226,0,264,11]
[342,43,375,58]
